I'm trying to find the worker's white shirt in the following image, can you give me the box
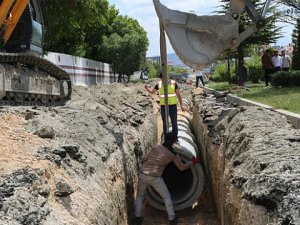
[282,55,291,68]
[272,56,282,68]
[195,70,203,77]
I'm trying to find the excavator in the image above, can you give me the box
[0,0,71,105]
[153,0,272,69]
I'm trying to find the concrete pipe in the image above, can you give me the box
[146,109,205,211]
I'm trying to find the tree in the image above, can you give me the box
[292,19,300,70]
[43,0,109,57]
[43,1,149,82]
[145,60,161,79]
[98,14,149,80]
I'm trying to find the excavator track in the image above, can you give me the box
[0,52,72,106]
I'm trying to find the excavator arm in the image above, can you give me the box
[0,0,29,46]
[153,0,272,69]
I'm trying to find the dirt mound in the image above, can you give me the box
[0,83,156,225]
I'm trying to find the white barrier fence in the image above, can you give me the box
[45,52,116,86]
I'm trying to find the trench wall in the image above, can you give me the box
[191,89,300,225]
[0,84,158,225]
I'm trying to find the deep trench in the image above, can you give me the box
[139,98,221,224]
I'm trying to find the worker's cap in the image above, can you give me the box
[165,133,177,142]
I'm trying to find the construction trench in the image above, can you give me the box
[142,87,300,225]
[0,83,299,225]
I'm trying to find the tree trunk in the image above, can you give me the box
[117,74,122,83]
[227,58,231,84]
[113,69,116,83]
[237,45,245,86]
[233,57,238,85]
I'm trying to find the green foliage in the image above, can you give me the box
[290,71,300,86]
[292,53,300,70]
[43,1,149,77]
[97,15,149,76]
[167,65,188,75]
[271,70,300,87]
[212,63,227,82]
[246,55,264,83]
[211,62,235,82]
[145,60,160,79]
[208,82,239,91]
[44,0,110,57]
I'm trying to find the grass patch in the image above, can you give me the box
[207,82,239,91]
[208,82,300,114]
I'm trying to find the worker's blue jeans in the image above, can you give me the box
[135,172,175,220]
[160,105,178,138]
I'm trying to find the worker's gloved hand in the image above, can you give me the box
[191,157,200,165]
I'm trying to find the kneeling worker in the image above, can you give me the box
[134,133,200,225]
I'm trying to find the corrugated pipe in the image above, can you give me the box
[146,98,205,211]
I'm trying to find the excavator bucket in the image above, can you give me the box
[153,0,261,69]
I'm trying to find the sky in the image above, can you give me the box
[109,0,294,57]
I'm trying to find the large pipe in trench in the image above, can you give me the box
[146,98,205,211]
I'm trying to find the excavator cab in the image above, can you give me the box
[153,0,271,69]
[0,0,44,54]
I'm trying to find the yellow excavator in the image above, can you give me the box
[0,0,71,105]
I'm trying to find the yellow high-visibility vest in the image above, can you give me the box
[158,80,177,105]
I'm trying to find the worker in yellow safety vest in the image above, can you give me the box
[145,73,184,140]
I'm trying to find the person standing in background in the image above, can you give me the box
[272,50,282,72]
[281,50,291,71]
[195,70,205,87]
[261,49,274,86]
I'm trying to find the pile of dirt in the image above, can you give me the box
[192,90,300,225]
[0,83,156,225]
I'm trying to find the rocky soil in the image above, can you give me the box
[1,80,299,225]
[192,89,300,225]
[0,83,157,225]
[0,81,221,225]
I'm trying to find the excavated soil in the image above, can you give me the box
[2,80,299,225]
[0,82,220,225]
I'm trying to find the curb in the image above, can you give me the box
[204,87,300,129]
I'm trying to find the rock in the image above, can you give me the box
[54,180,75,197]
[227,108,240,123]
[34,126,55,139]
[25,112,34,120]
[37,185,51,198]
[0,187,14,198]
[52,147,67,158]
[97,116,108,125]
[61,145,83,161]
